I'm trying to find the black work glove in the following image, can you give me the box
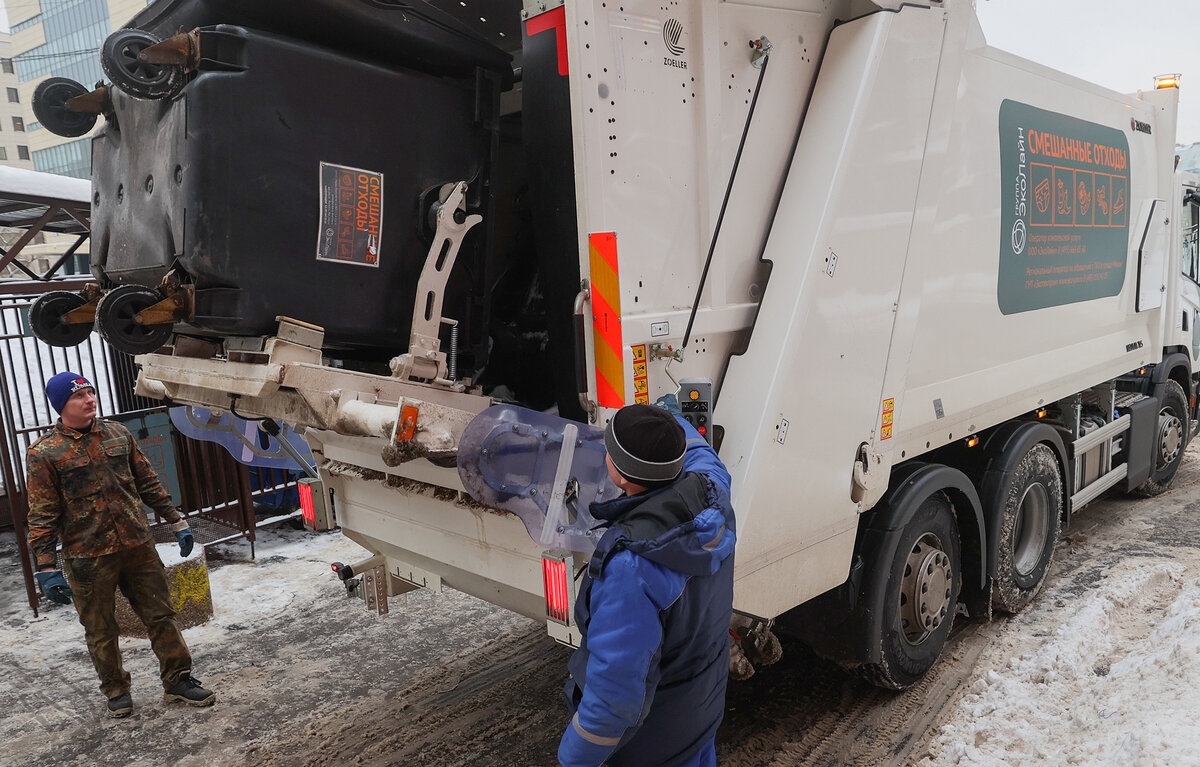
[35,570,73,605]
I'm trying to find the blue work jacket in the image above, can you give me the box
[559,418,736,767]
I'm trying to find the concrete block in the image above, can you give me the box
[115,543,213,638]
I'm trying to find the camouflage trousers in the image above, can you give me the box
[63,541,193,699]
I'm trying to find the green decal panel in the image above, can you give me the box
[998,100,1130,314]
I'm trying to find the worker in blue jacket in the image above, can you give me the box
[558,399,736,767]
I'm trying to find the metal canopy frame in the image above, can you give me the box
[0,165,91,282]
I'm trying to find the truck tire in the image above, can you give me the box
[990,443,1062,613]
[1132,379,1189,497]
[858,492,961,690]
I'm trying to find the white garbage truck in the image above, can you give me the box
[41,0,1199,688]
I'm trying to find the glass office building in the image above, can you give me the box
[11,0,146,178]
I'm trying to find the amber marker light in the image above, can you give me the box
[1155,73,1181,89]
[965,435,980,448]
[1036,408,1048,419]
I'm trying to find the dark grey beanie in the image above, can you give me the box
[604,404,686,486]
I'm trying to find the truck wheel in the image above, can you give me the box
[858,492,960,690]
[991,443,1062,613]
[1132,380,1189,497]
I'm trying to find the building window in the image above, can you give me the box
[12,16,41,33]
[12,117,24,132]
[33,138,88,177]
[0,148,8,161]
[18,145,30,161]
[1,61,12,75]
[6,88,17,103]
[14,0,110,85]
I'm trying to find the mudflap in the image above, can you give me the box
[457,405,617,553]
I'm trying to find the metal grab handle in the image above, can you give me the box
[573,281,597,422]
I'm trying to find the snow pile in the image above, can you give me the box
[156,540,205,568]
[0,528,370,712]
[922,562,1200,766]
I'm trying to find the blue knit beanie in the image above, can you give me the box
[46,371,93,414]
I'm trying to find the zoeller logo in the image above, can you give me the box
[663,18,685,56]
[1131,117,1152,135]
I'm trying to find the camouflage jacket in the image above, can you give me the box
[26,418,181,569]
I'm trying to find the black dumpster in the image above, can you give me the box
[90,4,509,357]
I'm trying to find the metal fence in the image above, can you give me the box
[1,279,300,614]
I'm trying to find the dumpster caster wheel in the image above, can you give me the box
[96,285,173,355]
[32,77,97,137]
[101,29,183,100]
[29,291,93,347]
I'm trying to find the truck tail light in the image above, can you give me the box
[298,477,334,531]
[542,551,573,624]
[299,481,316,528]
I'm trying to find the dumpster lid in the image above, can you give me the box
[127,0,514,81]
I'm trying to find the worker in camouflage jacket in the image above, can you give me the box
[26,372,216,718]
[558,399,736,767]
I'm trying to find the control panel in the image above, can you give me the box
[679,377,713,443]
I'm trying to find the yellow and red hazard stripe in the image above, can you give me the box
[589,232,624,408]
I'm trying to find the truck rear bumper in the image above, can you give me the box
[313,430,551,621]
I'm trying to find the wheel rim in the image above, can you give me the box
[1011,482,1051,576]
[112,36,171,89]
[1156,407,1183,470]
[899,533,953,645]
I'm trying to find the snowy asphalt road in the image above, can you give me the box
[2,445,1200,766]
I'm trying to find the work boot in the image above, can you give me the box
[106,692,133,718]
[163,675,216,707]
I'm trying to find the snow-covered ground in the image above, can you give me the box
[917,452,1200,767]
[921,564,1200,766]
[0,524,545,767]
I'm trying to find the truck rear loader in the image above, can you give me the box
[30,0,1200,689]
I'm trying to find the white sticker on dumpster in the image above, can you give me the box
[316,161,383,268]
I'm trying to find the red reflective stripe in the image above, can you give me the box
[595,370,623,409]
[590,231,618,273]
[589,232,624,407]
[590,288,622,359]
[525,6,569,76]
